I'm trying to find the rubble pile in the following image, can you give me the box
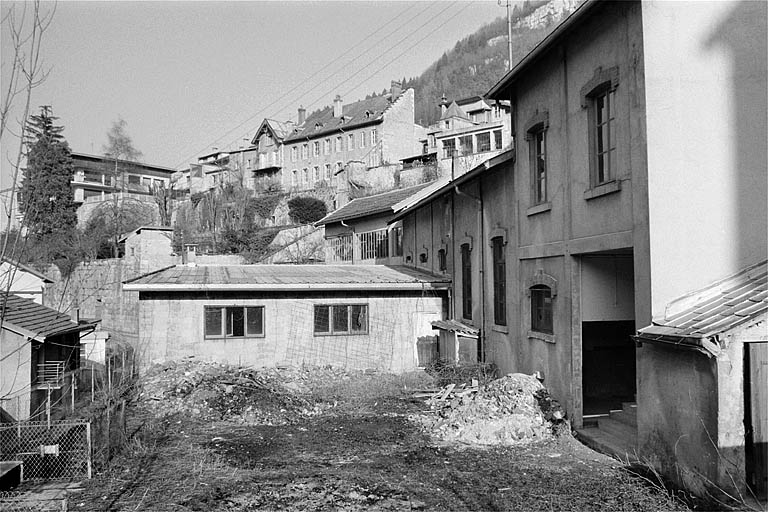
[412,373,567,446]
[138,358,323,424]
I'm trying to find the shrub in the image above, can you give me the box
[287,196,327,225]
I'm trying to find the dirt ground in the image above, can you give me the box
[71,361,688,511]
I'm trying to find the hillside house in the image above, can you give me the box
[315,183,434,265]
[249,119,295,191]
[0,294,95,421]
[0,257,53,305]
[71,152,174,204]
[393,0,767,499]
[123,264,449,372]
[282,82,421,205]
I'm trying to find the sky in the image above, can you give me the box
[1,0,509,192]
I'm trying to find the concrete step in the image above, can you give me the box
[598,417,637,442]
[576,427,638,462]
[582,414,607,429]
[622,401,637,412]
[610,409,637,428]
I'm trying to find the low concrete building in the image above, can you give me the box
[123,264,449,372]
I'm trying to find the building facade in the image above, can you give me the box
[71,152,175,203]
[394,0,767,499]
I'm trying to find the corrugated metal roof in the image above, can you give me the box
[636,260,768,356]
[1,293,86,340]
[123,264,451,292]
[315,183,433,226]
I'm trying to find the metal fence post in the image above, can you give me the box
[86,421,92,479]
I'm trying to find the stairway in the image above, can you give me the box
[577,401,638,462]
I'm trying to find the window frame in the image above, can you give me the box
[460,242,472,320]
[530,285,553,335]
[491,236,506,326]
[204,305,265,339]
[313,304,369,336]
[581,66,620,189]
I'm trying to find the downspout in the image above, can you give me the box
[454,183,485,362]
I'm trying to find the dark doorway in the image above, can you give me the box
[582,320,636,415]
[745,342,768,500]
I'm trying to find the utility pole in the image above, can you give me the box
[499,0,514,70]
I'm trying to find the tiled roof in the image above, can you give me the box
[315,183,433,226]
[252,119,294,144]
[284,93,400,142]
[1,294,86,340]
[431,319,479,337]
[123,264,451,292]
[636,260,768,356]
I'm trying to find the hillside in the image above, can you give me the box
[394,0,580,126]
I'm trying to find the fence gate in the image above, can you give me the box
[0,420,91,482]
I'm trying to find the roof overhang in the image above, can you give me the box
[487,0,600,99]
[124,282,450,292]
[2,319,99,343]
[633,327,723,358]
[390,149,514,223]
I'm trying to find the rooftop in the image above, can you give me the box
[1,294,91,341]
[636,260,768,356]
[123,264,451,292]
[284,92,404,142]
[315,183,432,226]
[0,256,54,283]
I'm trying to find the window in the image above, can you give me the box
[392,226,403,257]
[358,229,389,260]
[301,144,308,160]
[592,88,616,185]
[204,306,264,338]
[359,131,366,148]
[348,133,355,150]
[291,146,298,162]
[443,138,455,159]
[313,141,320,157]
[291,169,298,186]
[142,177,152,187]
[313,166,320,182]
[459,135,473,155]
[438,248,447,272]
[127,175,141,185]
[335,136,342,153]
[530,127,547,204]
[303,168,309,183]
[476,132,491,153]
[461,243,472,319]
[530,285,553,334]
[324,138,331,155]
[492,237,506,326]
[314,304,368,335]
[324,163,331,180]
[336,161,343,174]
[370,129,377,146]
[494,130,503,150]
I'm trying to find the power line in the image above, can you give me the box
[170,1,436,169]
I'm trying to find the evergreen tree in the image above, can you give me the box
[18,106,78,239]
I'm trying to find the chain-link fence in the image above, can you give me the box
[0,420,90,482]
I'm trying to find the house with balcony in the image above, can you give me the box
[71,152,175,203]
[248,119,295,192]
[0,294,95,421]
[392,0,767,500]
[422,95,512,179]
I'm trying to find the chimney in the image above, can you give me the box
[298,105,306,125]
[390,80,402,99]
[333,95,343,118]
[439,94,449,116]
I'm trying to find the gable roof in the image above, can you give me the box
[123,264,450,292]
[1,293,90,341]
[251,118,294,145]
[636,260,768,356]
[0,256,54,283]
[284,92,403,142]
[441,101,469,121]
[315,183,433,226]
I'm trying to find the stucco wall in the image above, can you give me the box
[0,262,48,305]
[137,291,445,373]
[642,0,768,316]
[381,89,418,164]
[0,329,31,420]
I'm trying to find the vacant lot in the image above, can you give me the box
[72,361,687,511]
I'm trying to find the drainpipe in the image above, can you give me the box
[454,182,485,362]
